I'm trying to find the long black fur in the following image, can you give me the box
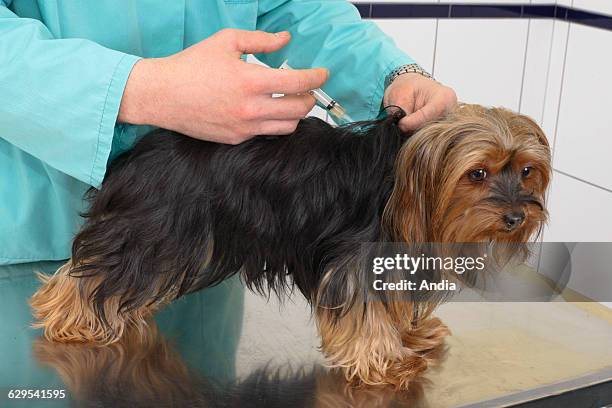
[70,112,409,324]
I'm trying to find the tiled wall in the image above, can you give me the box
[355,1,612,304]
[353,1,612,244]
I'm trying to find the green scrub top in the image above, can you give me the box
[0,0,414,265]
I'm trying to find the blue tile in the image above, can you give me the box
[523,5,556,19]
[354,3,371,18]
[555,5,569,20]
[450,5,523,19]
[568,8,612,31]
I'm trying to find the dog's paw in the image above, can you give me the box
[29,262,130,344]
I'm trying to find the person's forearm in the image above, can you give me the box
[256,0,414,121]
[115,29,326,144]
[118,58,163,126]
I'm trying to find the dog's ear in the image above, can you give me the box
[524,116,550,149]
[500,108,552,193]
[503,109,550,148]
[383,121,451,243]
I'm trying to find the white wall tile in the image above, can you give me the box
[520,19,555,125]
[433,19,529,110]
[556,0,574,6]
[573,0,612,16]
[353,0,438,3]
[374,19,438,73]
[446,0,524,3]
[543,171,612,242]
[540,20,570,149]
[553,24,612,191]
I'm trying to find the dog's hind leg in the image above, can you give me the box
[29,130,220,344]
[30,261,159,344]
[316,301,449,389]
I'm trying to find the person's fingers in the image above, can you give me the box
[256,119,301,136]
[398,84,457,132]
[255,67,329,94]
[219,29,291,56]
[259,94,317,119]
[385,92,416,116]
[398,100,442,132]
[237,94,315,121]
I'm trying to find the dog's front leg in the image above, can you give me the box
[316,302,449,389]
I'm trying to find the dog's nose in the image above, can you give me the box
[503,211,525,231]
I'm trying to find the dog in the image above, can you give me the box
[30,104,551,389]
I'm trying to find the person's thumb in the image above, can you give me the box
[399,103,436,132]
[221,29,291,56]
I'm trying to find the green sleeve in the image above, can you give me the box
[256,0,415,121]
[0,2,140,186]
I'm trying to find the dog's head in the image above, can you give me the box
[384,104,551,243]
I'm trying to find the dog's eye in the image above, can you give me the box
[522,167,532,178]
[469,169,487,182]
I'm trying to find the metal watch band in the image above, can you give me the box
[384,63,434,89]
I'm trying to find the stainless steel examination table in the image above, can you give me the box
[0,261,611,407]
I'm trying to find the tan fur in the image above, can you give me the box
[314,369,428,407]
[316,299,448,390]
[384,104,551,243]
[30,240,215,344]
[30,261,155,344]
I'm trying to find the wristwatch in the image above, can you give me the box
[385,63,434,89]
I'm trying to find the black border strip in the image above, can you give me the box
[353,3,612,31]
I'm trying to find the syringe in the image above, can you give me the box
[279,60,354,124]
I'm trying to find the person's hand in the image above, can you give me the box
[383,73,457,132]
[119,29,328,144]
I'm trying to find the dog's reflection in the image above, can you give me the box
[234,365,431,408]
[34,323,210,407]
[34,321,445,407]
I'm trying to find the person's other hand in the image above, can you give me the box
[119,29,328,144]
[383,73,457,132]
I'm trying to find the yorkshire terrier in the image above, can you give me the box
[31,104,551,389]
